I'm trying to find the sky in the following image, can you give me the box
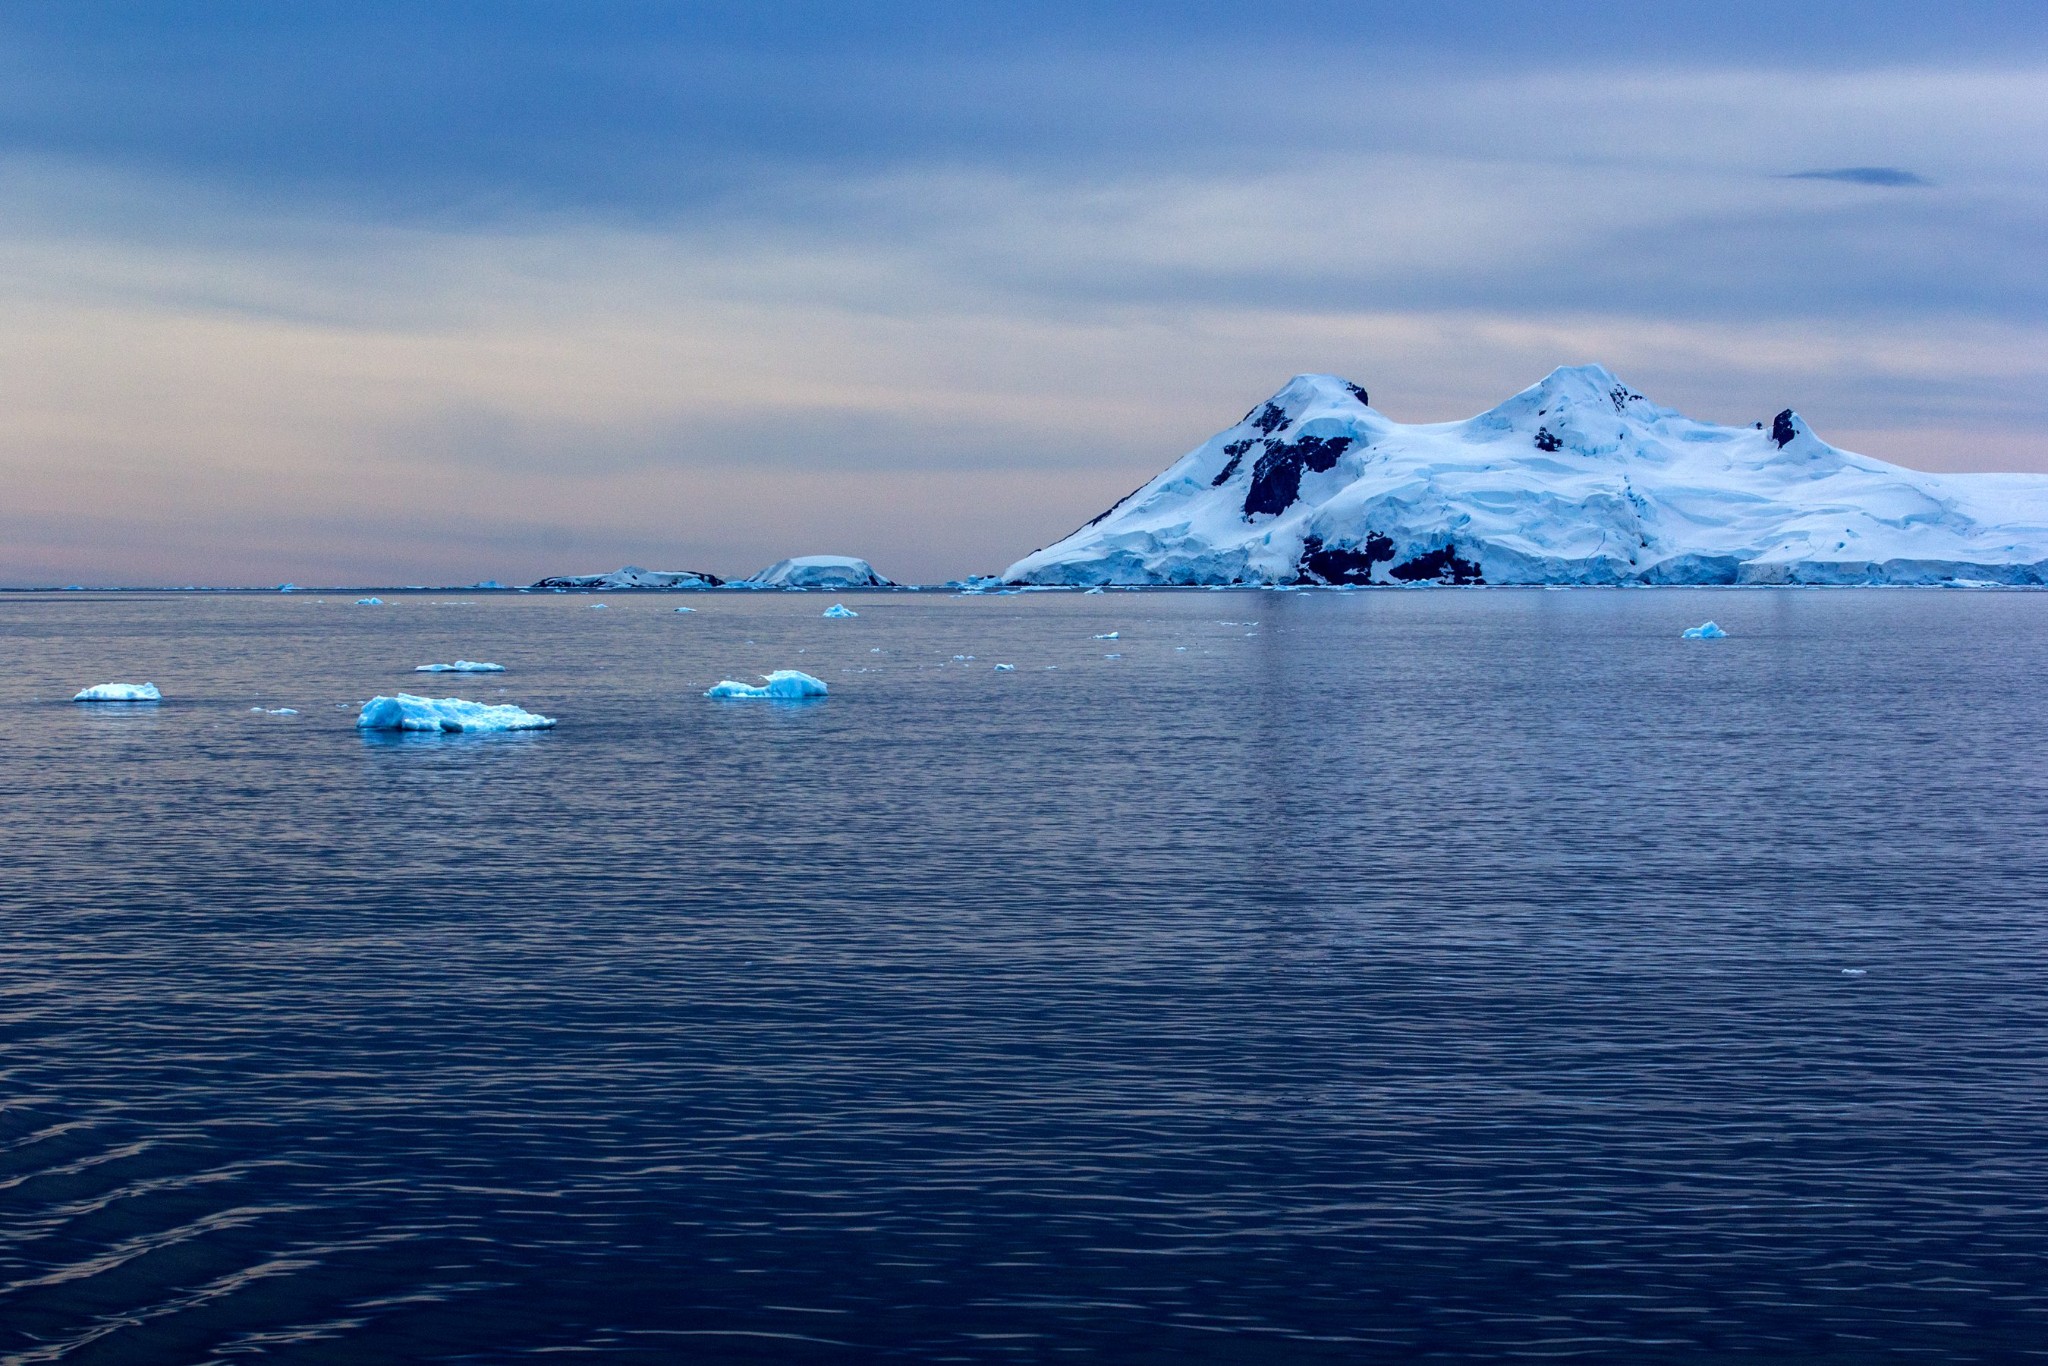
[2,1,2045,586]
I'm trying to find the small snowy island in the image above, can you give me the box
[740,556,894,590]
[1003,366,2048,586]
[529,566,722,590]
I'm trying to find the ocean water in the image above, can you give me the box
[3,587,2046,1364]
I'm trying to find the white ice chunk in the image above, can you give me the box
[1093,631,1119,639]
[705,670,829,700]
[1681,621,1728,639]
[249,706,298,715]
[356,694,556,732]
[674,606,697,613]
[356,597,384,606]
[822,603,859,618]
[993,663,1015,671]
[414,661,506,673]
[74,682,161,702]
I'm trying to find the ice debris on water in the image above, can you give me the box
[1842,968,1867,976]
[993,664,1015,671]
[705,670,829,700]
[74,683,161,702]
[249,707,298,715]
[589,603,609,610]
[1083,587,1106,594]
[356,597,384,606]
[822,603,858,618]
[674,606,696,613]
[1682,621,1728,639]
[1094,631,1119,639]
[415,661,506,673]
[357,694,556,732]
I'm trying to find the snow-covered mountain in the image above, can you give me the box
[1003,366,2048,586]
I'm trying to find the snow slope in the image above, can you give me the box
[530,566,723,590]
[1003,366,2048,586]
[741,556,894,589]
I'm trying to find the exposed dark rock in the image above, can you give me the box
[1609,385,1643,412]
[1534,427,1563,452]
[1298,532,1397,584]
[1212,438,1255,487]
[1345,382,1370,406]
[1243,435,1354,518]
[1253,403,1289,436]
[1772,410,1798,448]
[1389,544,1484,583]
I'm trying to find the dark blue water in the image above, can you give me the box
[3,588,2046,1364]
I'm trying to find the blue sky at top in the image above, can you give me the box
[2,1,2044,583]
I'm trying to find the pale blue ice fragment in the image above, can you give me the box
[705,670,829,700]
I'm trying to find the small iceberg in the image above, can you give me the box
[1083,587,1106,594]
[414,661,506,673]
[705,670,829,700]
[822,603,859,618]
[1681,621,1728,639]
[356,597,384,606]
[673,606,697,614]
[74,682,162,702]
[992,663,1015,671]
[356,694,556,732]
[589,603,609,610]
[1093,631,1119,639]
[249,707,299,715]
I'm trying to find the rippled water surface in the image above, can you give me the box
[3,588,2047,1364]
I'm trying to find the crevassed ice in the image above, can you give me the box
[414,661,506,673]
[74,682,161,702]
[356,694,556,732]
[705,670,829,700]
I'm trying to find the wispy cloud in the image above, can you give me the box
[1781,167,1933,186]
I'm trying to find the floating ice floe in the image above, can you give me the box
[74,682,161,702]
[822,603,859,618]
[356,694,557,732]
[414,661,506,673]
[249,707,299,715]
[356,597,384,606]
[1681,621,1728,639]
[1093,631,1119,639]
[705,670,829,700]
[993,663,1015,671]
[674,606,697,613]
[589,603,609,610]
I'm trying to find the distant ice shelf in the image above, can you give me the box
[357,694,556,732]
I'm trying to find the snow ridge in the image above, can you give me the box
[1002,366,2048,586]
